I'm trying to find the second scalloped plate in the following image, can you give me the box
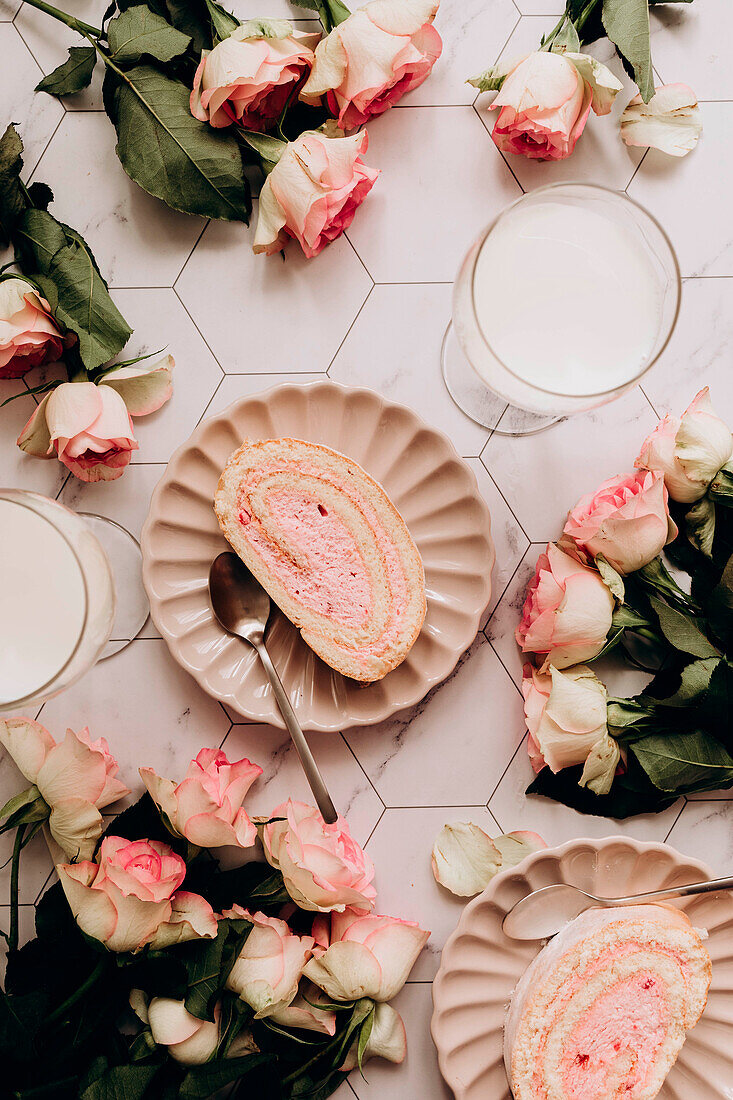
[141,381,494,731]
[431,836,733,1100]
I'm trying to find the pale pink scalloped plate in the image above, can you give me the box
[141,382,494,731]
[432,836,733,1100]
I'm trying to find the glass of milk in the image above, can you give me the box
[443,183,681,435]
[0,489,116,711]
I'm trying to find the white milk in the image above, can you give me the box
[472,200,664,399]
[0,499,87,704]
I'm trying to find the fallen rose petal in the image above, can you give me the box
[431,822,502,898]
[492,831,547,869]
[621,84,702,157]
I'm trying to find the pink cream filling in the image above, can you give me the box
[236,462,409,653]
[559,972,668,1097]
[530,941,687,1098]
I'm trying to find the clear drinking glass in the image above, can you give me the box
[442,183,681,436]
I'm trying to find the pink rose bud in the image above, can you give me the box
[223,905,315,1017]
[0,276,64,379]
[300,0,442,131]
[57,835,217,953]
[563,469,678,575]
[17,380,138,482]
[140,747,263,850]
[486,51,621,161]
[522,664,610,773]
[635,388,733,503]
[254,127,379,258]
[262,799,376,913]
[516,543,614,670]
[190,22,319,131]
[305,909,430,1002]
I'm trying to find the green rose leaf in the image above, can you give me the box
[706,554,733,651]
[291,0,350,33]
[710,462,733,507]
[467,64,509,93]
[550,20,581,52]
[15,208,133,371]
[180,917,252,1021]
[203,0,239,42]
[36,46,97,97]
[80,1063,160,1100]
[163,0,214,52]
[596,555,625,602]
[107,6,192,65]
[649,595,720,659]
[601,0,654,101]
[103,66,251,222]
[179,1055,274,1098]
[686,496,716,557]
[0,123,26,246]
[631,730,733,793]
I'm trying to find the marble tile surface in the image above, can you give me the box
[1,1,731,1097]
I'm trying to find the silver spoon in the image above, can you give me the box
[502,875,733,940]
[209,551,337,825]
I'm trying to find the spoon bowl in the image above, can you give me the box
[209,552,337,824]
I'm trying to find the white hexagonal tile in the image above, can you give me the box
[365,805,500,980]
[642,277,733,424]
[396,0,518,107]
[481,385,657,542]
[200,371,326,421]
[37,639,231,808]
[650,0,732,101]
[514,1,563,13]
[345,635,523,808]
[346,106,521,282]
[0,0,21,19]
[0,22,63,177]
[349,983,453,1100]
[15,0,104,110]
[468,457,528,618]
[0,382,68,497]
[177,212,372,372]
[221,724,383,847]
[666,801,733,870]
[474,18,644,192]
[329,283,489,457]
[103,288,222,463]
[31,112,206,287]
[489,736,684,846]
[628,103,732,278]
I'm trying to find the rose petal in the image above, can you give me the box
[580,734,621,795]
[100,355,174,416]
[621,83,702,157]
[565,52,623,115]
[342,1002,406,1071]
[303,940,382,1001]
[0,717,55,784]
[431,821,502,897]
[16,393,53,457]
[492,831,547,869]
[48,797,104,862]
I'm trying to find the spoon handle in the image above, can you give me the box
[614,875,733,906]
[254,640,338,825]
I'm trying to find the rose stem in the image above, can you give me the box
[8,824,26,953]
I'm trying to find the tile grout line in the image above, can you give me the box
[339,732,387,810]
[326,284,375,375]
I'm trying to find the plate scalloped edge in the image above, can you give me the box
[141,380,496,732]
[430,834,733,1100]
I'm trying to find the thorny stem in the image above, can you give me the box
[20,0,102,38]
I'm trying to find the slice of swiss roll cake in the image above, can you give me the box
[504,905,711,1100]
[214,438,426,682]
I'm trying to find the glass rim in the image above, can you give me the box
[0,489,91,711]
[466,181,682,401]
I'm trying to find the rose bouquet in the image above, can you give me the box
[23,0,442,257]
[0,719,428,1099]
[0,125,173,480]
[517,389,733,817]
[470,0,702,162]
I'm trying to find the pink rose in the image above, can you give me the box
[635,388,733,504]
[58,836,217,953]
[253,127,379,258]
[140,748,262,850]
[0,717,130,861]
[0,276,64,379]
[487,51,621,160]
[522,664,620,793]
[300,0,441,131]
[305,909,429,1001]
[190,23,318,131]
[17,381,137,482]
[516,543,614,670]
[563,470,678,575]
[223,905,315,1017]
[262,799,376,913]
